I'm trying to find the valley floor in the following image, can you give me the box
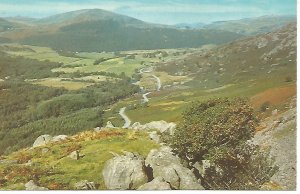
[0,23,297,190]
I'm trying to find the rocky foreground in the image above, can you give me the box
[0,101,296,190]
[254,98,296,190]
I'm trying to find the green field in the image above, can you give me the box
[2,44,182,77]
[104,76,296,125]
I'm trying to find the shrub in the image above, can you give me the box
[202,142,278,190]
[285,76,293,82]
[260,101,270,112]
[170,98,257,161]
[169,98,277,189]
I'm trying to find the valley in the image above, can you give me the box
[0,23,296,152]
[0,7,297,191]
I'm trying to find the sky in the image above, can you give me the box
[0,0,297,24]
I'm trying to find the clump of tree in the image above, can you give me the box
[0,52,63,79]
[68,70,122,79]
[93,57,113,65]
[0,73,139,155]
[167,98,278,190]
[131,73,142,82]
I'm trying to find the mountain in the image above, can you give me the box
[157,23,296,88]
[4,17,37,26]
[35,9,164,28]
[0,18,14,31]
[3,11,294,52]
[0,18,29,32]
[1,9,241,52]
[203,15,296,35]
[19,21,242,52]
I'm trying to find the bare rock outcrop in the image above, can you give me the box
[74,180,96,190]
[52,135,68,142]
[68,150,83,160]
[32,135,53,148]
[145,146,204,190]
[131,122,142,129]
[32,134,68,148]
[25,180,48,190]
[148,131,160,143]
[138,177,171,190]
[102,152,148,190]
[253,101,296,190]
[131,120,176,135]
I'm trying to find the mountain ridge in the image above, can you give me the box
[35,9,170,29]
[9,9,243,52]
[0,10,295,52]
[173,15,296,35]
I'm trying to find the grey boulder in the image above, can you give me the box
[131,121,176,135]
[138,177,171,190]
[74,180,96,190]
[25,180,48,190]
[106,121,115,128]
[148,131,160,143]
[32,135,53,148]
[69,150,83,160]
[145,146,204,190]
[131,122,142,130]
[52,135,68,142]
[143,121,176,135]
[102,152,148,190]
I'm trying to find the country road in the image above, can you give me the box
[118,69,161,128]
[119,107,131,128]
[152,75,161,91]
[142,92,151,103]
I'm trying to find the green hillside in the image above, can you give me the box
[204,15,296,35]
[0,18,26,32]
[0,12,297,190]
[0,9,242,52]
[21,19,242,52]
[35,9,151,27]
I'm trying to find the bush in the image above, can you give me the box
[169,98,277,189]
[170,98,257,161]
[260,101,270,112]
[202,142,278,190]
[285,76,293,82]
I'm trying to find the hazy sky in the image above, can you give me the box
[0,0,297,24]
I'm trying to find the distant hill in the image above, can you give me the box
[10,9,242,52]
[20,20,242,52]
[203,15,296,35]
[158,23,296,88]
[0,18,13,31]
[4,11,295,52]
[4,17,37,26]
[0,18,27,32]
[35,9,160,28]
